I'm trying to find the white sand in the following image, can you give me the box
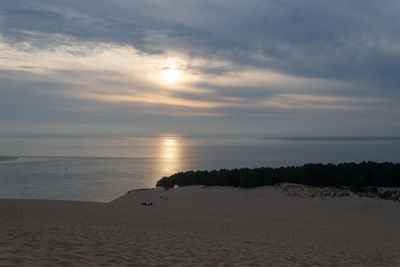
[1,185,400,266]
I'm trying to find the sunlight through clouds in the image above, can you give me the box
[0,36,394,116]
[158,58,185,84]
[1,0,400,136]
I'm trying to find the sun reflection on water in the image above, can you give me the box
[159,137,182,175]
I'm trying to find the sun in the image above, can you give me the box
[161,68,182,83]
[158,58,185,84]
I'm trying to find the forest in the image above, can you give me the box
[156,162,400,189]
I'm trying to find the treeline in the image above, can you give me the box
[156,162,400,189]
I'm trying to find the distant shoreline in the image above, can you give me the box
[0,156,18,162]
[267,136,400,142]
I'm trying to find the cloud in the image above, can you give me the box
[0,2,150,53]
[2,1,399,79]
[1,0,400,136]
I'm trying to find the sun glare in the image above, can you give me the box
[164,138,175,147]
[161,137,178,159]
[161,69,182,83]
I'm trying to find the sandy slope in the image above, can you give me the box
[1,185,400,266]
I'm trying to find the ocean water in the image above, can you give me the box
[0,136,399,202]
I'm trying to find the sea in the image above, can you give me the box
[1,136,399,202]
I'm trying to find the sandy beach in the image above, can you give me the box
[1,185,400,266]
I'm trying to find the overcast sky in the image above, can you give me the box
[1,0,400,137]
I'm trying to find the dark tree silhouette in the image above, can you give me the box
[156,162,400,189]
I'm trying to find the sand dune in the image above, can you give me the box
[1,185,400,266]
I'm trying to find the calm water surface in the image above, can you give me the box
[0,137,399,201]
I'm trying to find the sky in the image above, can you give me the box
[1,0,400,138]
